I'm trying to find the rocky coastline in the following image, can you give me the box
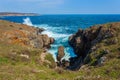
[0,20,54,49]
[0,12,39,16]
[0,20,120,79]
[56,22,120,71]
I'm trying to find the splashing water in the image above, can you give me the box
[35,24,77,62]
[23,17,33,26]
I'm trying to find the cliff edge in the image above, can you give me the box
[68,22,120,70]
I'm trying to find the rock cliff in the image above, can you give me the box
[69,22,120,70]
[0,20,54,49]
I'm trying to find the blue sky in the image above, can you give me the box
[0,0,120,14]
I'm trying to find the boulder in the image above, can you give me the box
[57,46,65,62]
[41,34,51,48]
[49,37,55,44]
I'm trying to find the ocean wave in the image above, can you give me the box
[23,17,33,26]
[41,29,70,39]
[39,25,70,38]
[33,24,76,61]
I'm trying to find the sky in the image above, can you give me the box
[0,0,120,14]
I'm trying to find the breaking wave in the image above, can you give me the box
[35,24,76,62]
[23,17,33,26]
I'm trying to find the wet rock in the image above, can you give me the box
[49,37,55,44]
[57,46,65,62]
[36,27,44,35]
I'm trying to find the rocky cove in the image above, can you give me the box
[1,20,120,69]
[57,22,120,70]
[0,20,120,79]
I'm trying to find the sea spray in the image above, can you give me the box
[36,24,77,61]
[23,17,33,26]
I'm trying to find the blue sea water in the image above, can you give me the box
[1,14,120,61]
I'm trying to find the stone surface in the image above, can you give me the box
[68,22,120,69]
[57,46,65,62]
[0,20,54,49]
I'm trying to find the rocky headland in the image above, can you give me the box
[68,22,120,69]
[0,12,39,16]
[0,20,54,49]
[0,20,56,78]
[57,22,120,74]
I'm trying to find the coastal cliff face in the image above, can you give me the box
[0,20,57,80]
[69,22,120,67]
[0,20,54,49]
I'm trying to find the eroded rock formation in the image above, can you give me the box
[68,22,120,70]
[0,20,54,49]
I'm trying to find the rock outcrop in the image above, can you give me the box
[57,46,65,62]
[0,20,56,69]
[0,20,54,49]
[56,46,70,68]
[69,22,120,69]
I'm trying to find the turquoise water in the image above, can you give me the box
[1,14,120,61]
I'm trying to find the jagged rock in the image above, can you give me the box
[56,46,72,68]
[29,34,54,49]
[36,27,44,35]
[68,24,118,58]
[57,46,65,62]
[69,22,119,68]
[0,20,54,49]
[49,37,55,44]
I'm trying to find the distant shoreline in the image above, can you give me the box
[0,12,39,16]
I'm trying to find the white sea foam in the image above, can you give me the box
[35,24,70,38]
[42,30,70,38]
[23,17,33,26]
[33,24,76,61]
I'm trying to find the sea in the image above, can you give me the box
[1,14,120,61]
